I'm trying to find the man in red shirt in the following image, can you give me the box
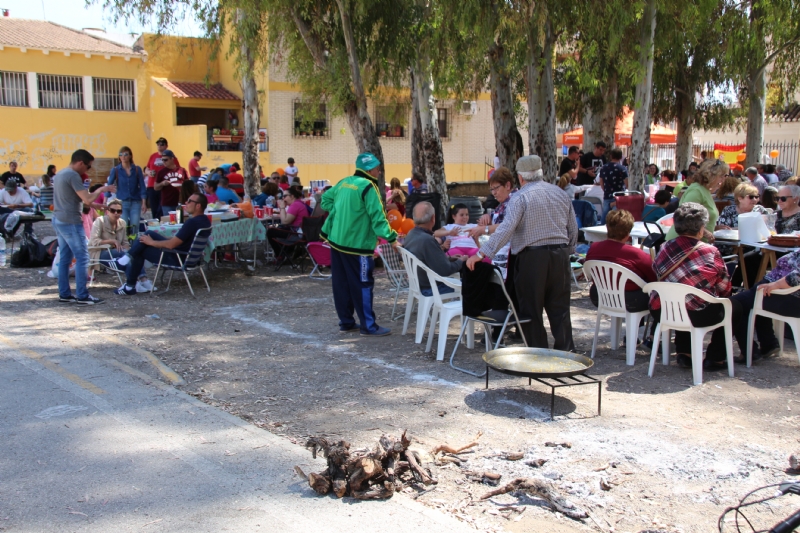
[145,138,180,219]
[188,151,206,181]
[226,163,244,186]
[154,150,188,217]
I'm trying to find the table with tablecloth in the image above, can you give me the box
[152,218,266,263]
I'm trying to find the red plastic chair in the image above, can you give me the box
[307,241,332,279]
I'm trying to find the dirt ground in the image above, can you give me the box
[2,233,799,533]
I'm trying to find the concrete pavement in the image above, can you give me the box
[0,327,472,532]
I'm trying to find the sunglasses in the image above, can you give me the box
[161,158,171,162]
[778,196,794,202]
[157,142,167,146]
[107,208,122,214]
[745,195,760,200]
[489,185,502,192]
[119,152,130,157]
[185,199,198,205]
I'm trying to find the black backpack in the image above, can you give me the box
[11,233,51,268]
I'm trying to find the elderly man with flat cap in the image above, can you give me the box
[466,155,578,350]
[321,153,398,336]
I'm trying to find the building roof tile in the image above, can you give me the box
[0,18,141,56]
[770,104,800,122]
[155,79,240,101]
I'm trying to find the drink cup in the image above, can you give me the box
[169,212,177,224]
[207,214,213,223]
[266,207,273,217]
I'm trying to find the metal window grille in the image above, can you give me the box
[0,71,28,107]
[437,107,450,140]
[37,74,83,109]
[293,101,329,138]
[375,104,408,138]
[93,77,135,111]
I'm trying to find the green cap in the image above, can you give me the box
[355,152,381,172]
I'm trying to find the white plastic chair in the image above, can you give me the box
[656,213,674,228]
[584,260,651,365]
[746,285,800,367]
[398,247,460,343]
[377,243,409,321]
[642,282,734,385]
[417,262,463,361]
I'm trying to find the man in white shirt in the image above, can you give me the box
[0,178,33,208]
[284,157,299,179]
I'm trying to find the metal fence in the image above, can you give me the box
[37,74,83,109]
[0,71,28,107]
[645,141,799,173]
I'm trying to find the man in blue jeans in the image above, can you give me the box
[113,193,211,295]
[52,149,116,305]
[598,148,628,224]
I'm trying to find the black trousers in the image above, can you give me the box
[731,280,799,353]
[514,247,574,350]
[649,299,742,362]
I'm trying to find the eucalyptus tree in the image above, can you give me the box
[725,0,800,165]
[98,0,267,198]
[628,0,658,191]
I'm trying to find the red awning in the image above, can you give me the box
[562,109,677,146]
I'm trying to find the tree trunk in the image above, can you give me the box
[745,66,766,166]
[335,0,385,193]
[675,88,695,172]
[409,68,426,178]
[489,40,521,175]
[629,0,657,191]
[526,18,557,182]
[236,9,261,199]
[582,71,617,151]
[414,56,448,215]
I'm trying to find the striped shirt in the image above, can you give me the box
[479,180,578,258]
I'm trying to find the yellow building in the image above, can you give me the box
[0,18,269,183]
[0,17,496,185]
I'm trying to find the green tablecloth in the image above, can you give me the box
[153,218,266,262]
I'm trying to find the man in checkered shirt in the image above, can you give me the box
[467,155,578,350]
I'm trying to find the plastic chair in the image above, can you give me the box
[152,227,212,297]
[746,285,800,367]
[656,213,674,227]
[377,243,409,321]
[417,262,464,361]
[88,244,123,287]
[449,266,530,376]
[398,247,460,343]
[584,261,651,365]
[306,241,332,279]
[642,282,735,385]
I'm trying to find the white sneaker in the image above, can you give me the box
[136,279,156,292]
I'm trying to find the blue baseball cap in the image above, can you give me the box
[355,153,381,172]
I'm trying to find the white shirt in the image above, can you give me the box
[284,165,299,177]
[443,223,479,249]
[1,188,32,206]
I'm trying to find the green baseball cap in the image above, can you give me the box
[355,152,381,172]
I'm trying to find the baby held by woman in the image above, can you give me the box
[434,203,481,257]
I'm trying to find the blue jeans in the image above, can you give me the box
[421,284,456,297]
[600,198,615,224]
[147,187,161,220]
[121,199,143,235]
[125,231,179,286]
[53,218,90,299]
[99,249,145,279]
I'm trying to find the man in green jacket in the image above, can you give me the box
[321,153,398,336]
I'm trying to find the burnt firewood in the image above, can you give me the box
[480,478,587,520]
[308,472,331,495]
[352,481,395,500]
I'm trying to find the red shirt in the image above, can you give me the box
[188,158,202,178]
[585,239,656,291]
[278,182,290,191]
[146,152,181,188]
[226,172,244,185]
[156,166,187,207]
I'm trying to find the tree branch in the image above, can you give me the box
[290,8,328,70]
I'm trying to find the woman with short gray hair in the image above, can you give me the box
[649,203,743,371]
[776,184,800,234]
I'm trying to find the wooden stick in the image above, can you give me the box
[480,478,587,520]
[431,431,483,455]
[405,448,437,485]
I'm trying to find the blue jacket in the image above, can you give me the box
[108,164,146,201]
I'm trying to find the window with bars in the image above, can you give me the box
[437,107,450,140]
[0,71,28,107]
[37,74,83,109]
[293,101,329,138]
[375,104,408,138]
[93,77,135,111]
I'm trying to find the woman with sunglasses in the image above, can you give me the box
[715,182,767,287]
[107,146,146,235]
[89,199,151,290]
[775,185,800,234]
